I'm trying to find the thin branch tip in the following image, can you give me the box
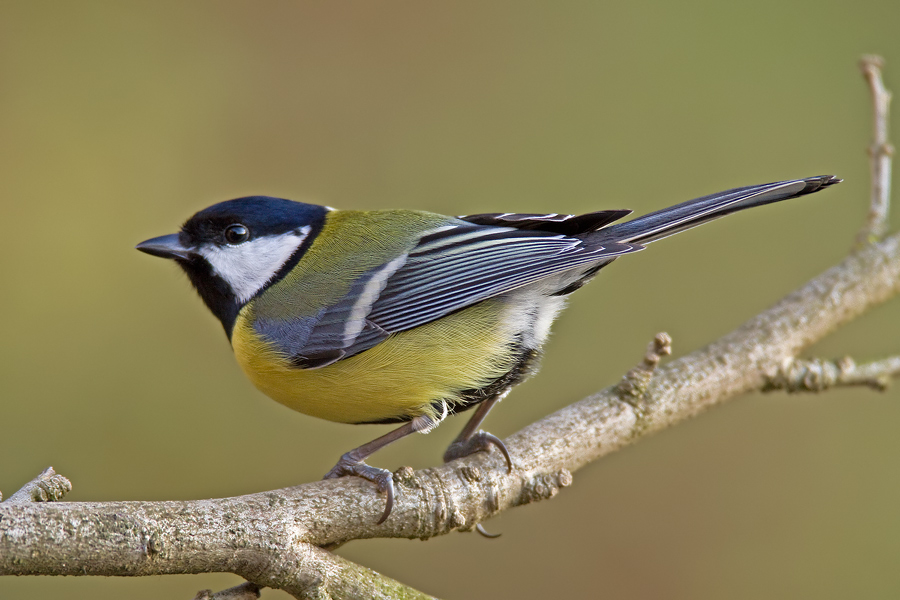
[860,54,885,71]
[616,332,672,399]
[4,467,72,504]
[764,355,900,393]
[856,53,893,247]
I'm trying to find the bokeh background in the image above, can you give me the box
[2,2,899,598]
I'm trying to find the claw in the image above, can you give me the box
[443,431,513,473]
[475,523,502,538]
[376,477,394,525]
[324,456,396,523]
[481,432,513,473]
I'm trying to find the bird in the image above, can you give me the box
[137,174,840,524]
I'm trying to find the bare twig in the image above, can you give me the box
[764,355,900,392]
[3,467,71,504]
[856,55,894,246]
[617,332,672,400]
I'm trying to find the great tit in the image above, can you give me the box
[137,175,839,523]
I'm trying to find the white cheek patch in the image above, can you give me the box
[199,226,311,303]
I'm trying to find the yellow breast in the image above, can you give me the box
[231,298,518,424]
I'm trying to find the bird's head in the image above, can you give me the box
[136,196,327,335]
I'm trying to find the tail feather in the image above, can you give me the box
[597,175,841,245]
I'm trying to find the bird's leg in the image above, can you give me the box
[443,396,512,539]
[442,396,512,472]
[323,420,419,524]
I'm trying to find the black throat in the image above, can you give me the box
[176,256,243,339]
[176,217,325,340]
[173,196,330,339]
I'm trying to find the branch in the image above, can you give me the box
[856,55,894,246]
[0,488,436,600]
[765,355,900,392]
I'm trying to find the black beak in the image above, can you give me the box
[136,234,194,261]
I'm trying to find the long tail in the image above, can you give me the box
[597,175,841,245]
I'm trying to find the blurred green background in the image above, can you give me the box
[2,1,899,598]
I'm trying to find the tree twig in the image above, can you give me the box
[856,55,894,246]
[764,355,900,392]
[2,467,71,504]
[617,332,672,399]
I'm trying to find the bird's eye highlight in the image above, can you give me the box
[224,224,250,245]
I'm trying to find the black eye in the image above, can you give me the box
[224,224,250,245]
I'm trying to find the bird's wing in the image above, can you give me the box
[290,220,641,368]
[459,210,631,234]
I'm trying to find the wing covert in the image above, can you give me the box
[273,218,641,368]
[365,222,640,332]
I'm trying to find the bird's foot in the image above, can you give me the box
[444,432,510,539]
[442,430,513,473]
[323,456,395,524]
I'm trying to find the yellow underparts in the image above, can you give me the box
[231,299,517,425]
